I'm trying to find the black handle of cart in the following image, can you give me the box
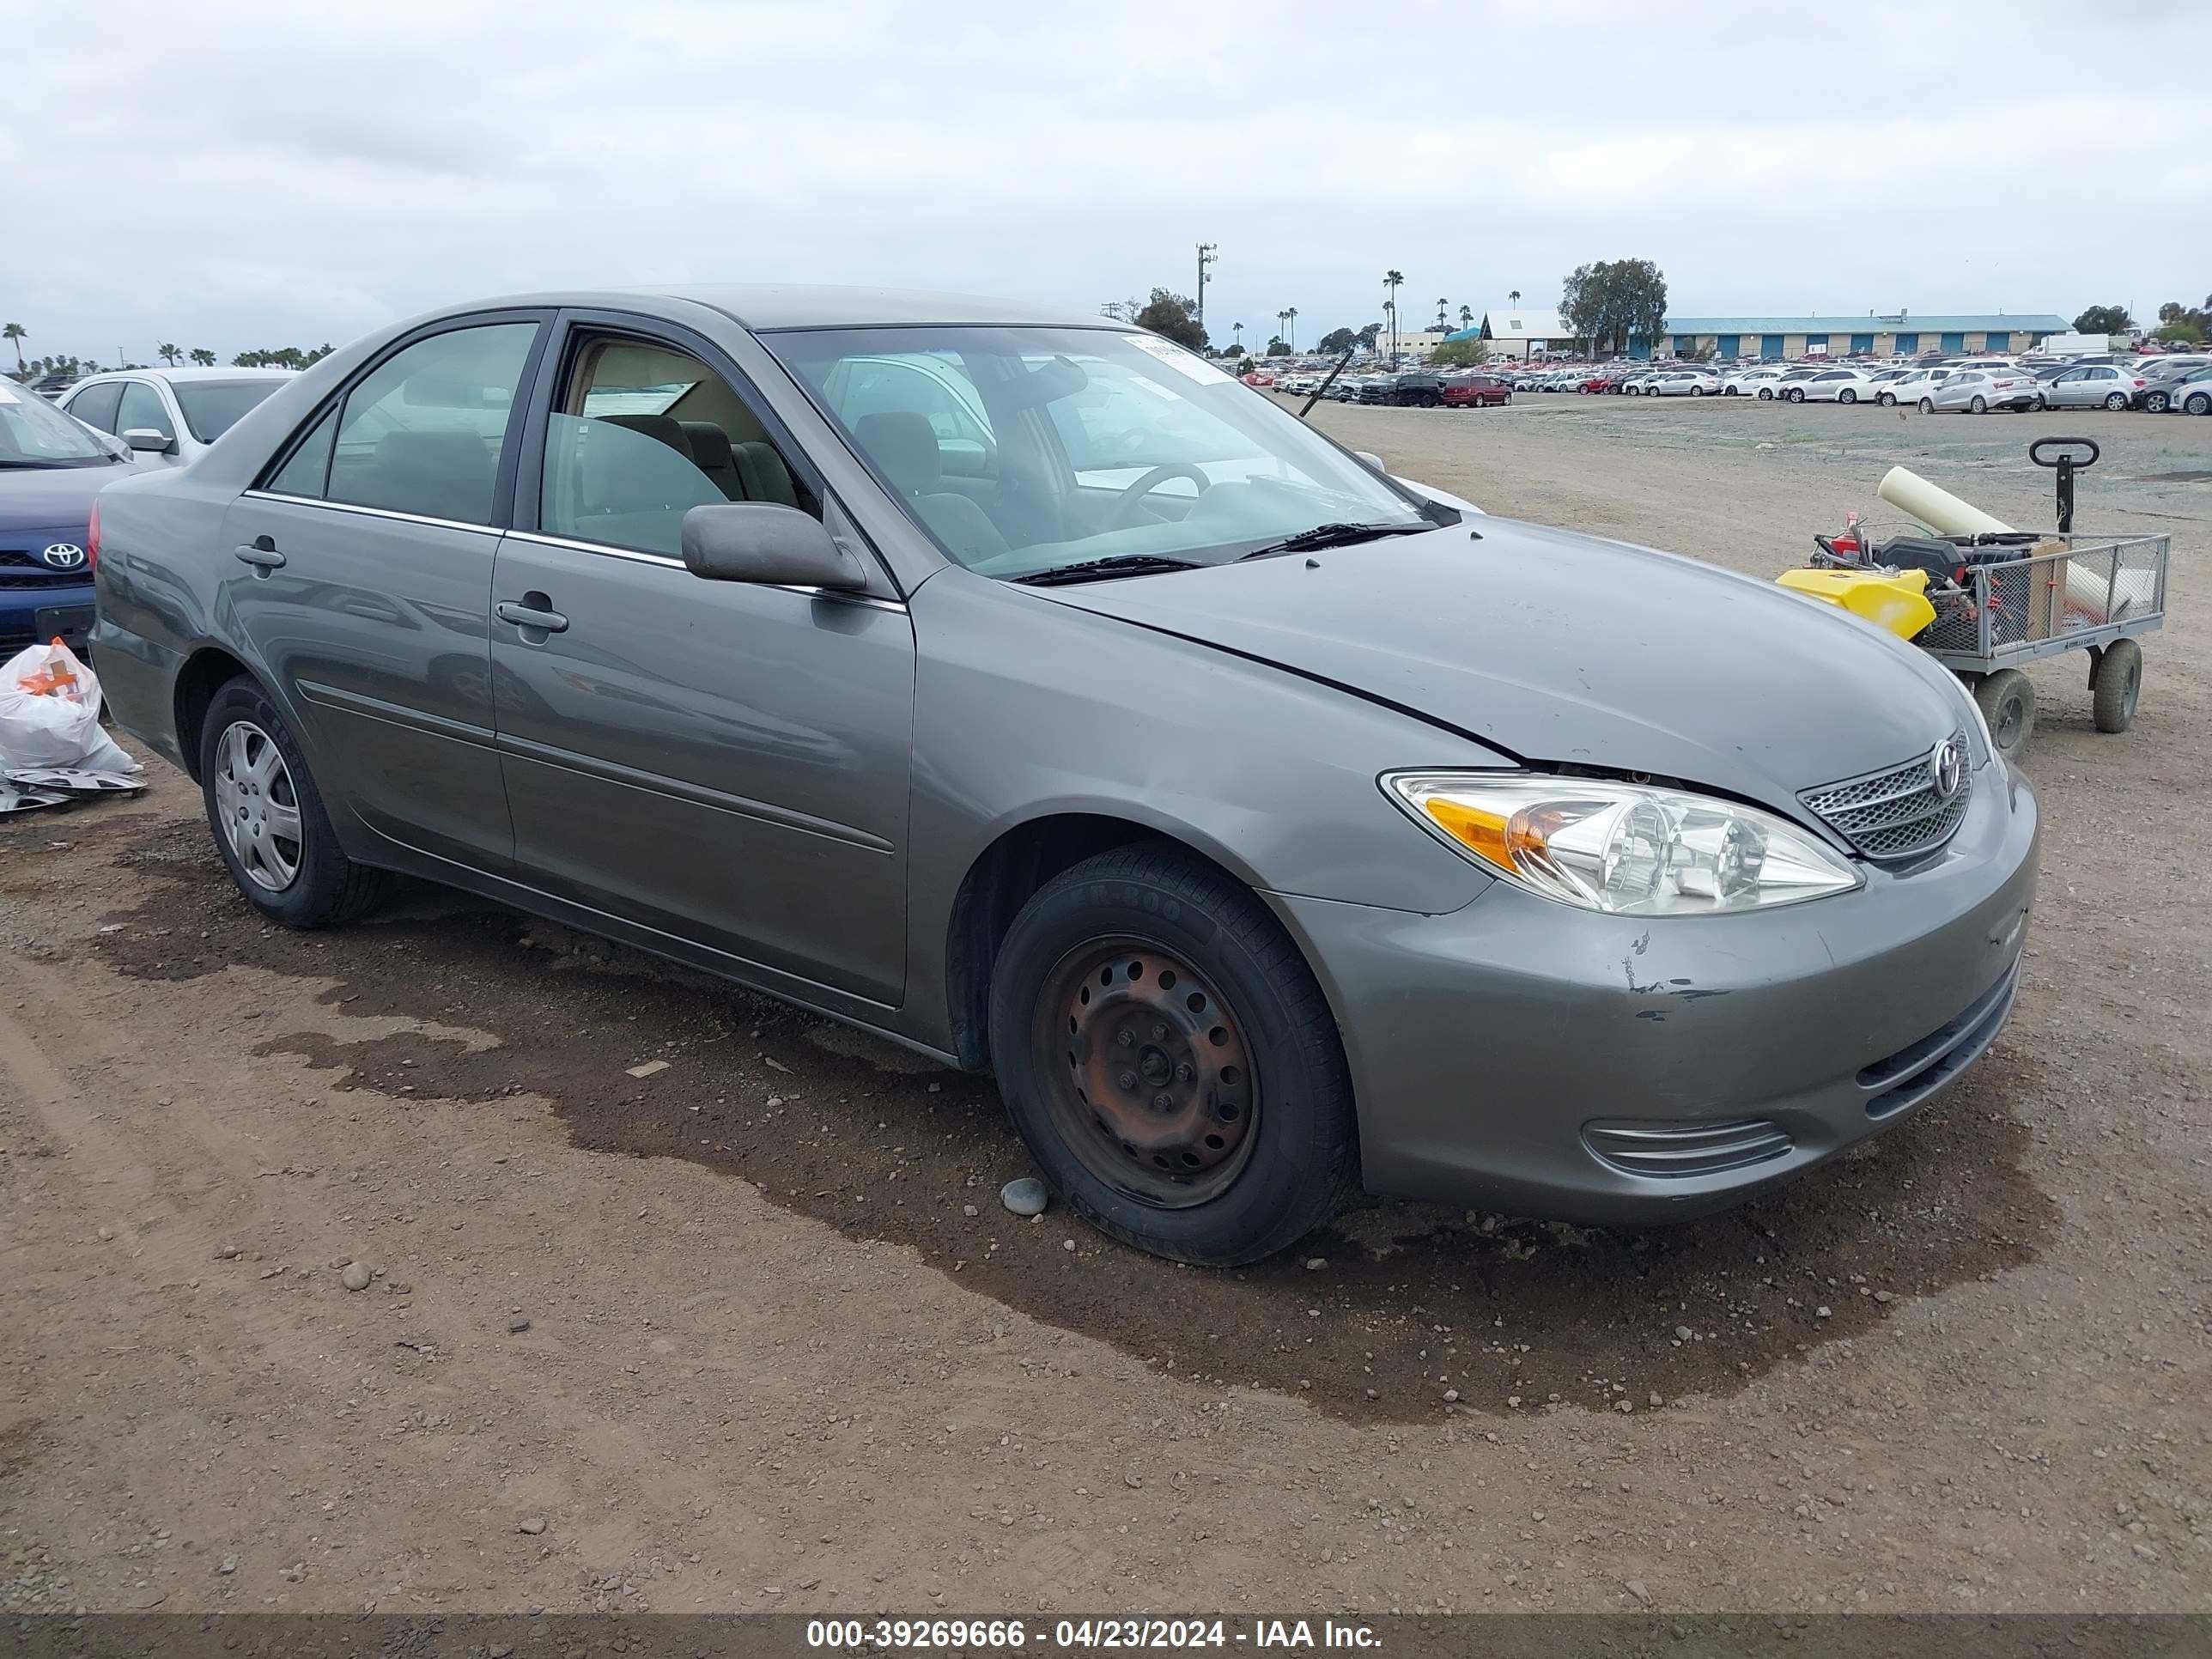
[2028,435,2099,533]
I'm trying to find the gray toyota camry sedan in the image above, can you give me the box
[91,286,2039,1265]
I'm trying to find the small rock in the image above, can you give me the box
[1815,1305,1832,1319]
[961,1204,978,1218]
[340,1262,373,1292]
[625,1060,670,1079]
[1626,1579,1652,1606]
[489,1646,514,1659]
[519,1517,547,1535]
[1615,1398,1634,1413]
[1444,1389,1461,1403]
[1062,1238,1077,1253]
[1123,1474,1142,1488]
[97,1226,114,1241]
[216,1555,238,1576]
[1000,1178,1048,1218]
[215,1245,240,1260]
[1364,1388,1379,1401]
[1304,1257,1328,1272]
[1649,1391,1664,1407]
[507,1317,532,1334]
[1674,1325,1693,1341]
[1874,1290,1894,1304]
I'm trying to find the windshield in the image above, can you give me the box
[173,379,287,443]
[766,325,1431,580]
[0,377,116,466]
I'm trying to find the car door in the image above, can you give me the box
[113,380,180,465]
[489,311,917,1006]
[2046,368,2087,409]
[60,380,123,436]
[219,312,550,869]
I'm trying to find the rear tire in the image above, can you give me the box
[1970,396,1987,414]
[1919,397,1936,413]
[1839,389,1856,404]
[198,678,391,928]
[1878,392,1896,406]
[2143,391,2169,413]
[986,845,1358,1267]
[1788,387,1805,403]
[1759,386,1774,399]
[2103,392,2129,410]
[1972,669,2036,758]
[2091,638,2142,733]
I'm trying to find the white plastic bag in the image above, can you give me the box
[0,640,137,773]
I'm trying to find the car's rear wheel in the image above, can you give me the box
[1839,389,1856,404]
[1689,385,1705,396]
[1878,392,1896,405]
[2143,390,2169,413]
[1788,387,1805,402]
[199,678,391,928]
[1970,396,1988,413]
[1972,669,2036,757]
[1758,386,1774,399]
[987,845,1357,1266]
[2104,392,2129,410]
[1919,397,1936,413]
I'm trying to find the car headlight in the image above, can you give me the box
[1384,772,1862,916]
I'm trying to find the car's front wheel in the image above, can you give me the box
[2104,392,2130,410]
[1878,392,1896,406]
[199,678,390,928]
[1839,388,1856,404]
[987,845,1357,1266]
[1919,397,1936,413]
[2143,390,2169,413]
[2187,392,2212,416]
[1758,386,1774,399]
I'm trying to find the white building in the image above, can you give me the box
[1456,308,1576,359]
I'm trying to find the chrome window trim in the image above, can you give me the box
[240,489,497,534]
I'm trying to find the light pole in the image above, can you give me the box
[1195,242,1218,332]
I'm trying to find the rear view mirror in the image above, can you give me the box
[122,427,173,453]
[681,502,869,591]
[1353,450,1388,473]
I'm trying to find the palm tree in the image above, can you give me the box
[1231,322,1243,353]
[1434,298,1449,330]
[156,343,181,366]
[1382,270,1404,360]
[189,348,216,367]
[1459,305,1475,331]
[2,322,24,375]
[1509,289,1522,305]
[1284,307,1298,349]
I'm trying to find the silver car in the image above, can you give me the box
[2039,363,2149,411]
[1922,368,2044,413]
[2135,358,2212,412]
[1649,369,1722,397]
[59,368,296,465]
[89,286,2039,1266]
[2152,364,2212,416]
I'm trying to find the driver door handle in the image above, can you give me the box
[496,599,569,635]
[234,535,286,572]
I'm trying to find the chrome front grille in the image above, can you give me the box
[1801,731,1971,861]
[1583,1117,1794,1179]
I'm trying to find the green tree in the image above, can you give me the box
[2154,319,2205,344]
[1221,343,1244,358]
[1356,322,1382,350]
[189,348,216,367]
[2,322,24,375]
[156,343,180,366]
[1560,258,1668,356]
[1458,304,1474,331]
[1382,270,1403,354]
[1316,326,1358,355]
[1134,289,1206,351]
[1431,338,1488,368]
[2071,305,2132,335]
[1433,298,1449,330]
[1265,337,1291,357]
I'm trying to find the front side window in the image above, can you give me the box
[539,334,817,558]
[64,380,123,434]
[116,381,174,442]
[313,323,538,525]
[769,325,1430,580]
[174,379,285,443]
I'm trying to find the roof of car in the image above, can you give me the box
[72,367,297,383]
[626,283,1114,331]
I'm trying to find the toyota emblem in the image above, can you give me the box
[1934,735,1966,799]
[39,543,88,571]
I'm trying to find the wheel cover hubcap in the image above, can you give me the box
[1037,939,1256,1207]
[212,720,303,891]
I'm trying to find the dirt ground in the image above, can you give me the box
[3,397,2207,1618]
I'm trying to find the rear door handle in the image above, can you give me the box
[495,599,569,635]
[234,536,286,572]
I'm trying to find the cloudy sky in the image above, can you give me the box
[6,0,2209,365]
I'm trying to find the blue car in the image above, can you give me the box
[2,378,142,653]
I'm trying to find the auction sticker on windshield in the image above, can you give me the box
[1121,334,1237,385]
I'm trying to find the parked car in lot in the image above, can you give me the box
[1876,368,1948,406]
[2037,364,2148,411]
[1723,366,1787,398]
[2,376,143,653]
[1771,367,1829,402]
[88,283,2041,1266]
[1438,373,1511,407]
[59,368,295,467]
[1796,368,1876,404]
[1650,368,1722,397]
[2134,357,2212,411]
[1922,368,2044,413]
[2153,364,2212,415]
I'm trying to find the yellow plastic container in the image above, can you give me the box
[1775,567,1936,641]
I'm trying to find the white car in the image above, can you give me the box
[58,368,296,466]
[1649,368,1722,397]
[1795,368,1877,404]
[1875,368,1948,406]
[1723,365,1787,398]
[1922,368,2044,413]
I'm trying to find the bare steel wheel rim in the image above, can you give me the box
[213,720,303,891]
[1036,938,1258,1208]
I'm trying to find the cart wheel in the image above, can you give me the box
[1973,669,2036,757]
[2090,638,2142,733]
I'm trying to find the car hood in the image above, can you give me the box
[0,461,133,529]
[1030,517,1964,816]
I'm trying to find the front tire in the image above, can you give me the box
[1839,389,1856,404]
[198,678,390,928]
[1878,392,1896,406]
[1919,397,1936,413]
[1759,386,1774,399]
[2143,391,2169,413]
[1972,669,2036,758]
[986,845,1357,1266]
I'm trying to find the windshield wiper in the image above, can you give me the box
[1012,554,1206,587]
[1237,520,1431,560]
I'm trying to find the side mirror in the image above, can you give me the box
[123,428,174,453]
[680,502,869,591]
[1353,450,1388,474]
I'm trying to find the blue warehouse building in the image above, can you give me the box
[1449,310,2071,361]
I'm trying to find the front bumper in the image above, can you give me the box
[1273,761,2039,1224]
[0,580,97,652]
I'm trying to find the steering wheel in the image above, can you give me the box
[1110,463,1210,527]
